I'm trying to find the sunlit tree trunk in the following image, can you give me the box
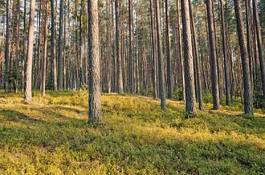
[115,0,124,93]
[181,0,196,114]
[25,0,36,102]
[88,0,101,124]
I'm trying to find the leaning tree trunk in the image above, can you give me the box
[181,0,196,114]
[205,0,220,110]
[87,0,101,124]
[25,0,36,102]
[234,0,253,115]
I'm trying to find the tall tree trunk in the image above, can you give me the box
[206,0,220,110]
[106,0,112,93]
[58,0,64,90]
[22,0,27,92]
[253,0,265,96]
[115,0,124,93]
[154,0,166,110]
[41,1,48,96]
[181,0,196,114]
[4,0,10,92]
[128,0,134,94]
[220,0,230,105]
[25,0,36,102]
[50,0,57,90]
[88,0,101,123]
[234,0,253,115]
[165,0,173,99]
[188,0,202,110]
[176,0,185,101]
[149,0,157,99]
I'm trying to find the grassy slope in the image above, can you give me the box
[0,91,265,175]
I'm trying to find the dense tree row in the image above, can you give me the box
[0,0,264,123]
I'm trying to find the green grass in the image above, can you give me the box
[0,91,265,175]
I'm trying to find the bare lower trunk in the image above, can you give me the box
[25,0,36,102]
[234,0,253,115]
[154,0,166,111]
[181,0,196,114]
[88,0,101,124]
[206,0,220,110]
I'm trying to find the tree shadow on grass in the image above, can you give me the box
[198,111,265,134]
[0,109,46,125]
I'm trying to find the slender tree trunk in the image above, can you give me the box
[234,0,253,115]
[154,0,166,110]
[128,0,134,94]
[50,0,57,90]
[58,0,64,90]
[25,0,36,102]
[176,0,185,101]
[220,0,230,105]
[206,0,220,110]
[88,0,101,124]
[115,0,124,93]
[165,0,173,99]
[188,0,202,110]
[106,0,112,93]
[41,1,48,96]
[253,0,265,96]
[4,0,10,92]
[181,0,196,114]
[149,0,157,99]
[22,0,27,92]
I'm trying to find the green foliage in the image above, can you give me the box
[0,91,265,174]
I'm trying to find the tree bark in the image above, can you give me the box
[4,0,10,91]
[220,0,230,105]
[165,0,173,99]
[25,0,36,102]
[181,0,196,114]
[253,0,265,96]
[115,0,124,93]
[50,0,58,90]
[154,0,166,110]
[58,0,64,90]
[206,0,220,110]
[88,0,101,124]
[188,0,202,110]
[234,0,253,115]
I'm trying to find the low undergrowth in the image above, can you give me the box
[0,91,264,174]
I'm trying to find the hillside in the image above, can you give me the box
[0,91,265,175]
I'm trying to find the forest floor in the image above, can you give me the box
[0,91,265,175]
